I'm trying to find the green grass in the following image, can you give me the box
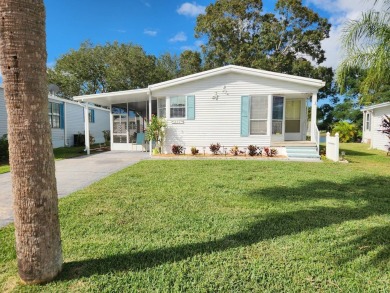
[0,145,102,174]
[0,143,389,292]
[0,164,10,174]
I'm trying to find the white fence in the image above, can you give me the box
[326,132,339,162]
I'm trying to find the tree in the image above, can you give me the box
[0,0,62,284]
[179,50,202,77]
[195,0,334,99]
[337,0,390,104]
[332,121,359,143]
[48,41,157,99]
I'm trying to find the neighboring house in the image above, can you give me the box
[361,102,390,152]
[0,86,110,147]
[74,65,325,158]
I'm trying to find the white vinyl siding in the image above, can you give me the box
[152,72,315,153]
[371,106,390,151]
[250,96,267,135]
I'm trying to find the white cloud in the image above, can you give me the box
[305,0,382,69]
[140,0,151,7]
[169,31,188,42]
[180,40,204,51]
[177,2,206,17]
[144,29,158,36]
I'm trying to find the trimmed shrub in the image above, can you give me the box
[209,143,221,155]
[248,145,261,156]
[0,134,9,163]
[191,147,199,155]
[172,144,184,155]
[264,147,277,157]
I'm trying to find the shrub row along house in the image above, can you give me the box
[0,86,109,148]
[74,65,326,160]
[361,102,390,152]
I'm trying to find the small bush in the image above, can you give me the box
[248,145,261,156]
[230,146,239,156]
[209,143,221,155]
[0,134,9,163]
[172,144,184,155]
[263,147,277,157]
[331,121,359,142]
[191,147,199,155]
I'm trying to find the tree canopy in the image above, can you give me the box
[195,0,335,99]
[337,0,390,104]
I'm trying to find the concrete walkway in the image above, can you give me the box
[0,151,149,228]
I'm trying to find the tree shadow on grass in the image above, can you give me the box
[58,175,390,281]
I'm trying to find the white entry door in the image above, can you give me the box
[285,99,302,141]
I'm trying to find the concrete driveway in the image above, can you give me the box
[0,151,149,228]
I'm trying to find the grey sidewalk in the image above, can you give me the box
[0,151,148,228]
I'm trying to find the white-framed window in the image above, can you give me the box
[48,102,61,128]
[158,98,166,118]
[170,96,186,118]
[88,109,95,123]
[366,112,371,131]
[250,96,268,135]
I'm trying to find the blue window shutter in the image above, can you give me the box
[59,103,65,129]
[187,95,195,120]
[91,109,95,123]
[241,96,250,136]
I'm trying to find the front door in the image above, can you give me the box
[285,99,302,141]
[271,96,284,142]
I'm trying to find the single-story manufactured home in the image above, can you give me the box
[361,102,390,152]
[74,65,325,159]
[0,86,110,148]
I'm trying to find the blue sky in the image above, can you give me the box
[44,0,375,70]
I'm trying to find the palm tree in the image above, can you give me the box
[337,0,390,104]
[0,0,62,284]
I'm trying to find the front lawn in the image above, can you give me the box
[0,145,105,174]
[0,143,389,292]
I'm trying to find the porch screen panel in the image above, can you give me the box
[112,104,128,143]
[272,96,284,135]
[285,100,301,133]
[250,96,268,135]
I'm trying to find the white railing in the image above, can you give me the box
[326,132,340,162]
[314,124,320,154]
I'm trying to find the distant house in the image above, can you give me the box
[361,102,390,152]
[74,65,325,159]
[0,86,110,147]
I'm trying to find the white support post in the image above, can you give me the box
[267,94,273,136]
[84,103,90,155]
[148,90,152,155]
[109,105,113,150]
[63,102,67,147]
[311,93,317,142]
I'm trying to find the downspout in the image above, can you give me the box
[148,86,152,156]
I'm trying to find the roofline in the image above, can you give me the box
[149,65,326,91]
[73,88,148,101]
[73,65,325,102]
[361,101,390,111]
[49,94,110,111]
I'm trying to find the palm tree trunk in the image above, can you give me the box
[0,0,62,284]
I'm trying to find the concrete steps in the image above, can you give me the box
[286,146,321,160]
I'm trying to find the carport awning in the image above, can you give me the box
[73,88,150,107]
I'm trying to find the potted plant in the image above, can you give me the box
[145,115,167,154]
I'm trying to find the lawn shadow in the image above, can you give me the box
[58,175,390,281]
